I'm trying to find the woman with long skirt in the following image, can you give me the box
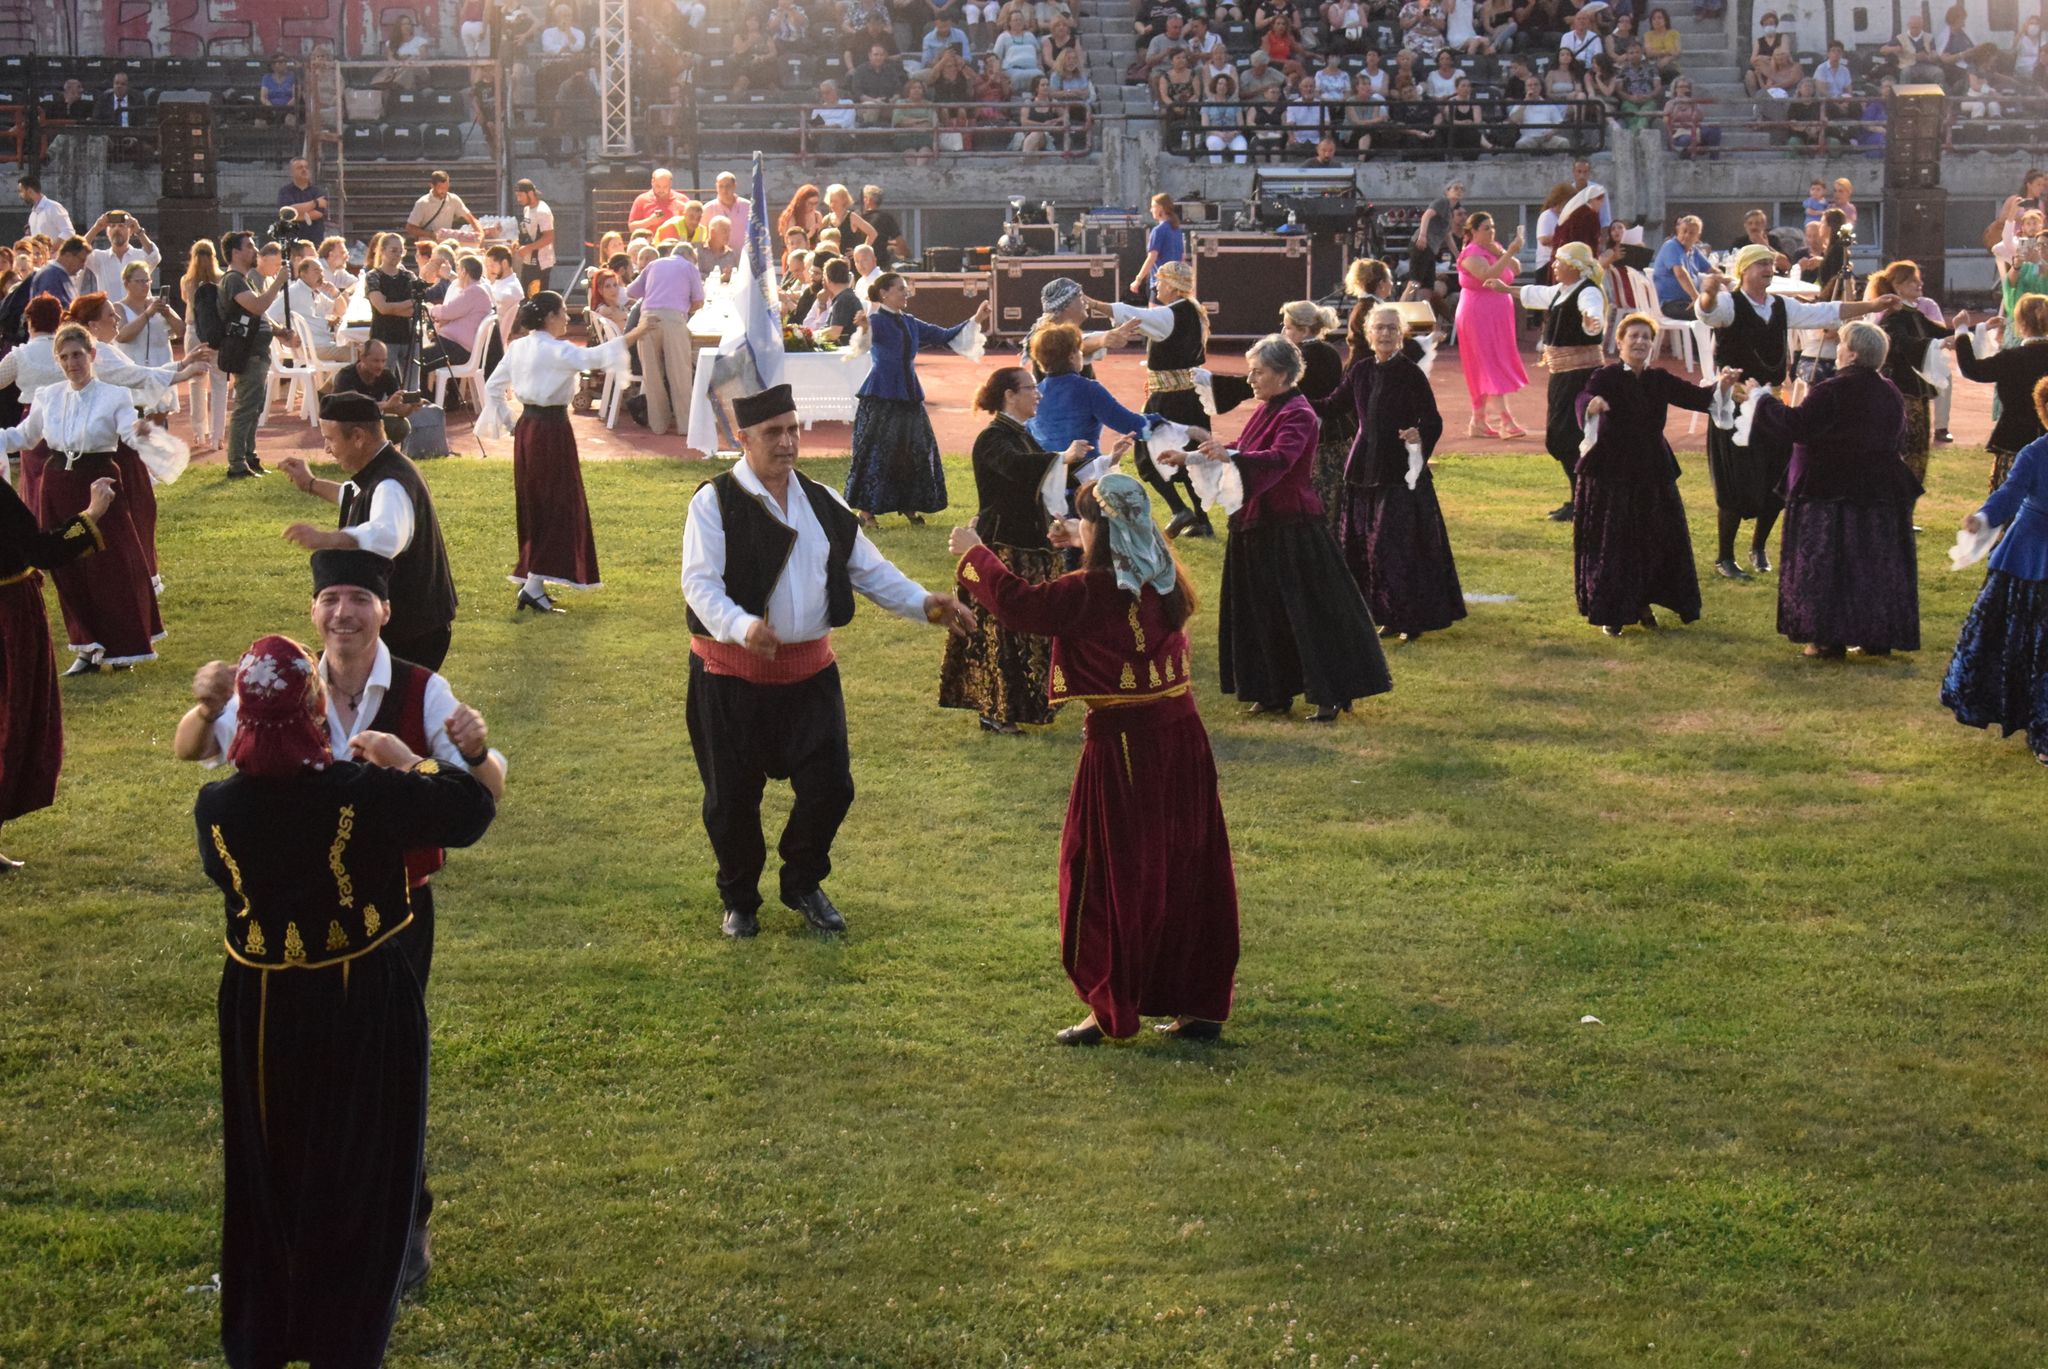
[0,466,112,868]
[947,474,1239,1044]
[1867,260,1952,490]
[1279,299,1351,530]
[1158,334,1391,721]
[0,323,165,672]
[1953,293,2048,493]
[939,366,1088,733]
[1943,387,2048,762]
[0,295,73,508]
[479,291,654,613]
[1452,211,1530,438]
[1573,313,1737,634]
[1498,241,1608,521]
[1747,320,1920,659]
[197,634,495,1369]
[845,272,988,526]
[1330,305,1465,641]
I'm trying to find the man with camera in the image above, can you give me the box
[219,231,285,480]
[365,234,429,388]
[331,342,429,446]
[82,209,158,294]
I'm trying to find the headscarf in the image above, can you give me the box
[1731,243,1778,282]
[1155,260,1196,296]
[1040,277,1083,314]
[224,634,332,780]
[1553,240,1603,287]
[1092,472,1177,599]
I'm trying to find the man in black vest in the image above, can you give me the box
[1508,241,1609,522]
[278,391,460,670]
[681,384,976,939]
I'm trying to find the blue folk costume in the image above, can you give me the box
[845,305,977,520]
[1028,371,1154,462]
[1943,436,2048,759]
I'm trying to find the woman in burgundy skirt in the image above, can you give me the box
[0,464,113,867]
[478,291,654,613]
[950,473,1240,1045]
[0,324,163,673]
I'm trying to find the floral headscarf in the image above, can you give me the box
[225,634,332,779]
[1092,472,1177,598]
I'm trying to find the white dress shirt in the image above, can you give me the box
[1695,289,1845,331]
[85,242,160,295]
[540,23,587,53]
[286,281,343,347]
[681,459,932,645]
[333,468,416,560]
[0,378,140,457]
[27,196,75,241]
[1111,300,1178,342]
[1518,280,1607,332]
[204,640,492,771]
[488,276,523,344]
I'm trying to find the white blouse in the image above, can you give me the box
[1,379,142,457]
[0,336,64,396]
[477,332,630,438]
[94,341,182,411]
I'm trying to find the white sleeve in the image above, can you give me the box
[1782,299,1850,329]
[680,484,757,645]
[1111,301,1177,341]
[1694,292,1734,327]
[418,671,470,769]
[342,479,415,559]
[200,697,240,768]
[0,401,41,453]
[1578,284,1607,329]
[1517,283,1561,309]
[845,523,933,623]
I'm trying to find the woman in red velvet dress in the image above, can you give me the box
[0,464,113,868]
[949,473,1239,1045]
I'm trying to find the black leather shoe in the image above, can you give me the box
[1246,700,1290,716]
[516,589,565,613]
[1308,705,1341,723]
[400,1224,432,1297]
[1155,1018,1223,1041]
[247,456,268,475]
[1713,558,1753,581]
[224,466,259,480]
[1749,546,1772,573]
[1180,518,1215,539]
[1164,509,1200,539]
[783,887,847,932]
[1056,1021,1105,1046]
[1601,624,1624,637]
[721,906,759,938]
[63,655,98,676]
[1546,501,1574,521]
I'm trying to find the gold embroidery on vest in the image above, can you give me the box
[1051,663,1066,694]
[1164,653,1177,682]
[1148,660,1163,688]
[328,807,356,909]
[961,560,980,582]
[1121,734,1134,783]
[283,923,307,964]
[1128,602,1146,652]
[1119,662,1136,690]
[325,920,349,952]
[211,825,250,918]
[415,759,441,775]
[363,904,381,937]
[245,921,266,957]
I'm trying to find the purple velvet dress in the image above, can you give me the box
[1571,364,1711,629]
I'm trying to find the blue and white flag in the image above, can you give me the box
[734,151,784,390]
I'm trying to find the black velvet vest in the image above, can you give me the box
[684,470,861,636]
[337,445,457,641]
[1541,279,1602,349]
[1723,291,1790,385]
[1146,298,1206,371]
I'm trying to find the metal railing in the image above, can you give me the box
[690,96,1096,158]
[1150,97,1612,159]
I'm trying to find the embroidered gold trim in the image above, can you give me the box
[1118,662,1136,690]
[1164,654,1177,682]
[1062,683,1192,707]
[76,511,105,552]
[283,923,307,964]
[325,920,349,952]
[0,569,32,586]
[245,920,266,957]
[1050,663,1066,694]
[211,825,251,919]
[364,903,381,937]
[414,759,441,775]
[221,911,414,971]
[1120,733,1134,783]
[1148,660,1163,688]
[327,806,356,909]
[960,558,980,583]
[1128,602,1145,652]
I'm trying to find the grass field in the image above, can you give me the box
[4,442,2046,1367]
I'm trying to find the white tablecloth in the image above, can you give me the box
[684,347,871,452]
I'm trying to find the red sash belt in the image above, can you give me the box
[691,632,836,685]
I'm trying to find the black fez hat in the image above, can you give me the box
[733,383,797,429]
[311,548,393,600]
[319,390,384,424]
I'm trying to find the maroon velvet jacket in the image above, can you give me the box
[1227,391,1323,528]
[1753,365,1918,504]
[958,544,1193,706]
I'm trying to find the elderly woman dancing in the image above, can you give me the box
[1157,334,1390,721]
[948,474,1239,1045]
[1498,240,1608,521]
[1745,319,1919,659]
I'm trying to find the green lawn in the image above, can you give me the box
[4,444,2046,1367]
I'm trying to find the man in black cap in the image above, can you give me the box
[172,546,506,1293]
[277,392,459,671]
[680,383,977,938]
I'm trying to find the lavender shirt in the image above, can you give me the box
[626,255,706,315]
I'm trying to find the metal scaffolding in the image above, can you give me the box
[597,0,634,156]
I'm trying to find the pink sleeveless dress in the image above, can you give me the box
[1455,243,1531,405]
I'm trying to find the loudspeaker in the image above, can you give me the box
[154,197,221,282]
[1885,84,1944,187]
[157,90,215,199]
[1884,187,1948,297]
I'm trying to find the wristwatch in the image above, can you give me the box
[460,745,490,768]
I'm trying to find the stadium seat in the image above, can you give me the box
[383,122,419,160]
[420,121,463,159]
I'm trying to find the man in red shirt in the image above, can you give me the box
[627,168,681,236]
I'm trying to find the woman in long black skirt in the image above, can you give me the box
[1157,335,1390,722]
[1279,299,1351,532]
[1747,320,1920,658]
[938,366,1088,732]
[1572,313,1737,634]
[1330,305,1465,641]
[846,272,989,526]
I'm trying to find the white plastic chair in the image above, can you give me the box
[431,340,485,414]
[263,333,318,426]
[291,315,351,419]
[586,313,636,430]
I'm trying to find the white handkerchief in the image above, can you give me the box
[133,424,191,485]
[1183,451,1244,514]
[1147,419,1196,453]
[1949,521,2003,571]
[1036,453,1066,521]
[1728,389,1763,446]
[1917,339,1950,393]
[1404,441,1426,490]
[947,316,986,362]
[1415,332,1440,378]
[1577,412,1600,459]
[1074,452,1116,487]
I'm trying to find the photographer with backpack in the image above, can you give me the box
[217,232,284,480]
[180,239,230,457]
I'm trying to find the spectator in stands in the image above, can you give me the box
[1615,43,1662,127]
[1545,49,1584,102]
[260,55,299,107]
[729,16,781,95]
[1135,0,1187,47]
[921,14,972,74]
[1511,0,1560,52]
[1156,47,1202,131]
[1813,40,1854,100]
[1650,214,1711,319]
[407,171,482,241]
[1510,72,1570,147]
[890,77,941,156]
[541,4,587,59]
[1051,44,1095,138]
[628,169,682,237]
[1445,0,1493,53]
[1236,47,1283,99]
[852,42,909,107]
[1339,74,1385,148]
[1242,72,1287,156]
[1198,72,1249,161]
[1559,8,1604,66]
[996,8,1046,77]
[278,159,328,230]
[17,177,73,244]
[1423,49,1459,98]
[929,46,975,110]
[1759,46,1803,97]
[1957,69,2000,121]
[1641,8,1677,77]
[1744,10,1787,94]
[768,0,809,44]
[1262,12,1311,77]
[1278,74,1323,149]
[95,71,136,128]
[1783,77,1841,146]
[1038,14,1080,70]
[1931,3,1993,92]
[2014,15,2042,89]
[1142,14,1191,78]
[968,56,1016,148]
[842,9,897,74]
[1438,74,1496,151]
[810,80,858,152]
[44,78,91,121]
[1831,177,1857,225]
[1879,14,1941,86]
[1663,75,1717,154]
[1585,51,1620,111]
